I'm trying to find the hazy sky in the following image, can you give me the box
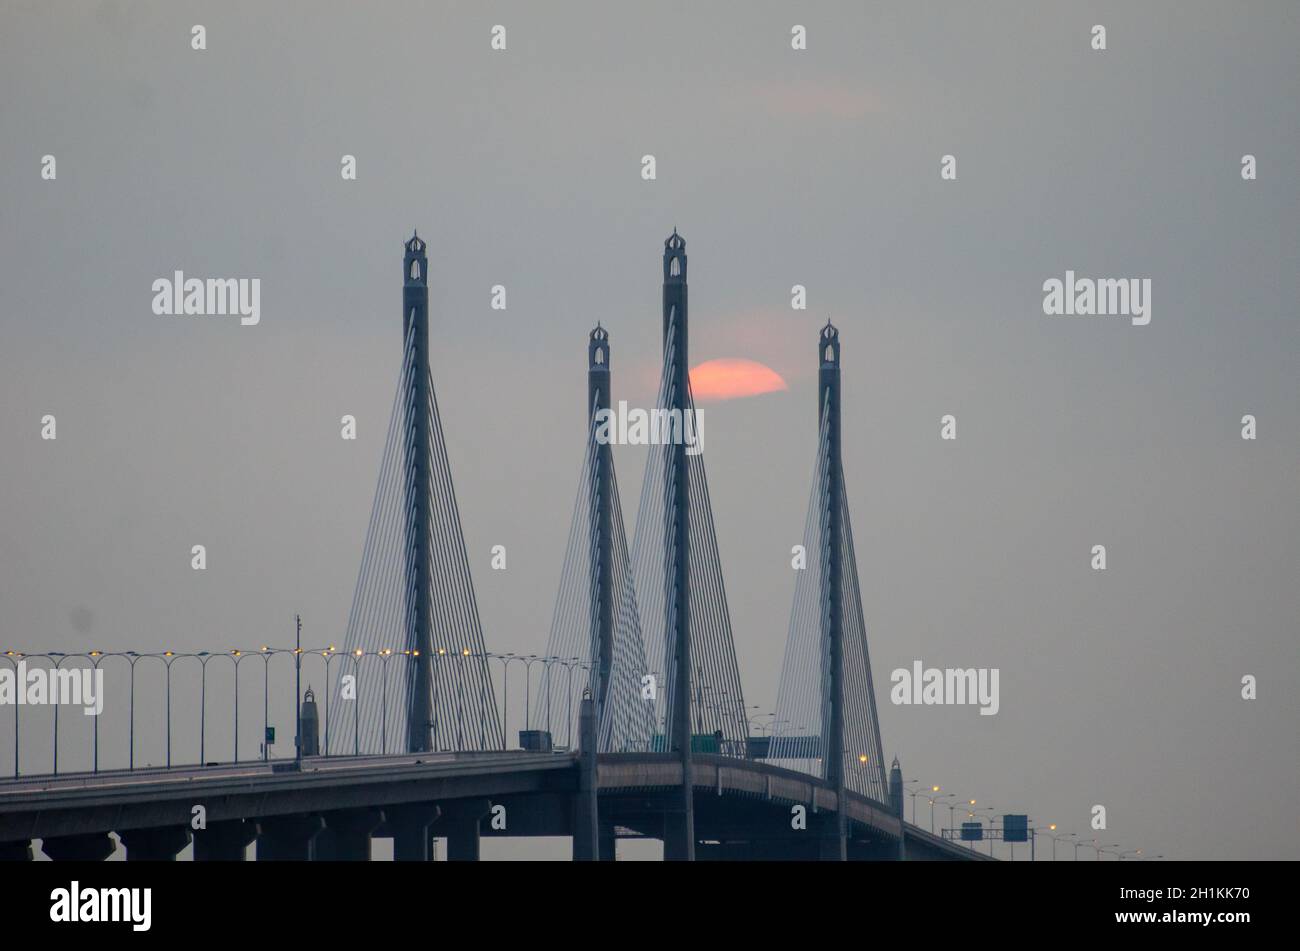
[1,1,1296,860]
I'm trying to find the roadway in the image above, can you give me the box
[0,751,987,860]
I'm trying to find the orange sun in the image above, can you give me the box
[689,358,788,402]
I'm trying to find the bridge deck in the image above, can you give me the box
[0,751,986,859]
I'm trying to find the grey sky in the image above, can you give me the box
[1,1,1296,860]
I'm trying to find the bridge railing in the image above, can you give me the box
[0,648,590,779]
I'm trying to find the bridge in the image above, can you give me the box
[0,231,999,861]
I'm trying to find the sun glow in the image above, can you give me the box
[689,358,787,402]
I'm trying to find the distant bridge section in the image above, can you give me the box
[0,749,983,861]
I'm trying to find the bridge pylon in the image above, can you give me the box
[538,231,750,859]
[660,230,695,861]
[818,322,847,860]
[589,326,614,718]
[770,321,888,851]
[334,232,500,755]
[534,325,655,757]
[403,233,435,753]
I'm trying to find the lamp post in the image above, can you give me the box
[458,647,472,749]
[902,779,922,823]
[521,655,542,731]
[133,652,171,768]
[160,651,182,768]
[749,711,778,736]
[929,792,955,833]
[946,798,975,838]
[486,652,522,750]
[0,649,18,774]
[967,806,994,851]
[378,648,393,753]
[322,646,343,756]
[432,647,446,749]
[261,646,271,760]
[906,783,935,825]
[229,648,275,763]
[555,654,581,748]
[1042,826,1077,861]
[294,616,302,766]
[986,815,1001,857]
[45,652,100,774]
[194,652,210,765]
[351,649,364,755]
[166,651,210,767]
[854,752,872,791]
[230,650,243,761]
[88,651,104,771]
[5,641,344,774]
[541,655,564,738]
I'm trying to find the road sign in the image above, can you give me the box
[1003,814,1029,842]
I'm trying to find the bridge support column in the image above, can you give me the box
[193,819,258,861]
[0,840,33,861]
[572,693,601,861]
[598,820,616,862]
[41,832,115,862]
[387,803,440,861]
[433,799,490,862]
[120,826,192,861]
[317,808,385,861]
[257,815,325,861]
[663,803,696,862]
[817,812,848,862]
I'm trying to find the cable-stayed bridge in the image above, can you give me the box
[0,231,991,862]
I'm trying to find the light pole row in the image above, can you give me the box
[1,644,593,776]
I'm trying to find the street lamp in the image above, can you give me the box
[321,646,345,756]
[486,652,523,751]
[945,798,974,837]
[929,792,955,833]
[902,779,923,823]
[905,783,934,825]
[377,648,394,753]
[1,651,20,776]
[555,655,583,748]
[1042,826,1077,861]
[965,805,995,853]
[521,654,542,732]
